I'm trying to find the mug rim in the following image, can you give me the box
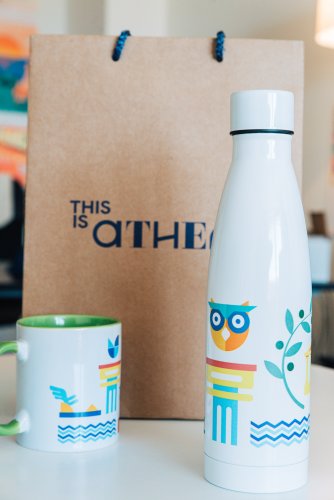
[17,314,120,329]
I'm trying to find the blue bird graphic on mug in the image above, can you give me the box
[108,336,120,358]
[49,386,78,406]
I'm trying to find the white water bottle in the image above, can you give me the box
[204,90,311,493]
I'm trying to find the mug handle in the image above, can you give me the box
[0,341,21,436]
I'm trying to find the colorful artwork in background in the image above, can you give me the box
[0,26,29,112]
[0,16,35,189]
[0,125,26,187]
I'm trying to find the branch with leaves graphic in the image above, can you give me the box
[264,301,312,409]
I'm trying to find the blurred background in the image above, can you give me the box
[0,0,334,366]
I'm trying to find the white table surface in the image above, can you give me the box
[0,356,333,500]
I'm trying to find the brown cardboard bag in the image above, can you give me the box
[23,35,304,419]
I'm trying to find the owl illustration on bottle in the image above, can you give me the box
[209,300,256,351]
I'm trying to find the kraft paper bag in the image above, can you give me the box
[24,35,304,419]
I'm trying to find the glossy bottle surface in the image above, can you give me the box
[205,133,311,493]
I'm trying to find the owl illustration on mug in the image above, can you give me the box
[209,300,256,351]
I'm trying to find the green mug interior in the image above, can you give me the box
[17,315,119,329]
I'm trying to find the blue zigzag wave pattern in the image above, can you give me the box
[251,429,309,442]
[58,426,117,439]
[250,416,310,447]
[251,436,308,448]
[58,419,117,444]
[251,416,309,430]
[251,423,309,438]
[59,420,116,432]
[58,429,117,443]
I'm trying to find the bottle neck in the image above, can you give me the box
[231,133,292,163]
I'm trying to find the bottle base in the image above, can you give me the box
[204,454,308,494]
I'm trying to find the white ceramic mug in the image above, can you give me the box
[0,315,121,452]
